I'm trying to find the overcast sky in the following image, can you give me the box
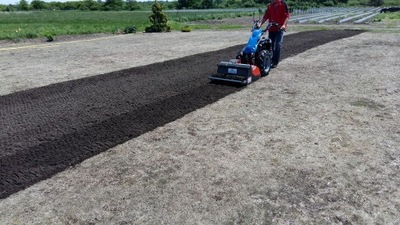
[0,0,155,5]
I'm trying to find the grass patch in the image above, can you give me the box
[375,11,400,20]
[0,11,150,40]
[0,10,252,41]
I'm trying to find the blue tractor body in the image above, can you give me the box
[209,21,277,85]
[243,29,263,54]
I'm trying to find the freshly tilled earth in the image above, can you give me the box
[0,28,399,225]
[0,30,362,199]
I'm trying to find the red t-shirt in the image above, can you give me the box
[263,0,290,32]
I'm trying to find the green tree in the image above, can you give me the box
[125,0,141,10]
[225,0,241,7]
[165,1,177,9]
[201,0,214,8]
[5,4,17,11]
[103,0,124,10]
[242,0,256,7]
[47,2,62,10]
[255,0,269,4]
[81,0,101,10]
[368,0,384,6]
[177,0,187,8]
[59,1,79,10]
[177,0,197,9]
[214,0,223,7]
[31,0,47,10]
[145,0,171,32]
[18,0,29,10]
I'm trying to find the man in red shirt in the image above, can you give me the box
[260,0,290,68]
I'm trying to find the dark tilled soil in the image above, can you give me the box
[0,30,363,199]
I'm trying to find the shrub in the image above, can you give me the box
[25,33,38,39]
[181,25,192,32]
[145,0,171,32]
[46,35,54,42]
[123,25,137,34]
[44,31,54,42]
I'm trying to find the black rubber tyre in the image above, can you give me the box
[261,52,272,77]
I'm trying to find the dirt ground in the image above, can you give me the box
[0,20,399,225]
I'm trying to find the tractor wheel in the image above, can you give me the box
[261,52,272,77]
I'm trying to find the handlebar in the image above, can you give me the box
[263,22,282,32]
[252,20,285,33]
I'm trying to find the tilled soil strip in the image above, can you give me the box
[0,30,363,199]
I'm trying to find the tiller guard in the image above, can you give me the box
[209,60,261,85]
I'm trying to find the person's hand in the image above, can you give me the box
[260,19,266,27]
[256,20,262,28]
[280,25,286,31]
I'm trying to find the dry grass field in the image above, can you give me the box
[0,19,399,224]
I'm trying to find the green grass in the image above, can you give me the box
[0,11,149,40]
[0,10,250,41]
[375,11,400,20]
[371,11,400,32]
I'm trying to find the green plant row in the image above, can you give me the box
[376,11,400,20]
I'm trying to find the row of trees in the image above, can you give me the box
[0,0,394,12]
[2,0,147,11]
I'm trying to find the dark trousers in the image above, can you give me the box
[268,30,284,66]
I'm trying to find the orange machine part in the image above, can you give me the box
[251,65,261,77]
